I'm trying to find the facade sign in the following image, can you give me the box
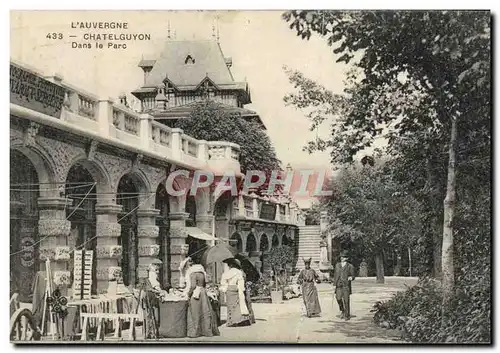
[10,63,66,118]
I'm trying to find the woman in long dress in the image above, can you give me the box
[185,258,220,338]
[139,261,163,339]
[298,257,321,317]
[242,272,256,324]
[220,258,251,327]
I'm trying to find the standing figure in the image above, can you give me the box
[220,258,251,327]
[333,251,356,320]
[297,258,321,317]
[140,260,163,339]
[186,257,220,338]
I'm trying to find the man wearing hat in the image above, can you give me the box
[332,251,356,320]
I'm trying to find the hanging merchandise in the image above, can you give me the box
[72,250,94,300]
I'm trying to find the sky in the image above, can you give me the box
[10,11,353,206]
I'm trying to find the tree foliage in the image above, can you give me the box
[267,245,295,271]
[325,162,424,281]
[283,10,490,341]
[175,100,282,194]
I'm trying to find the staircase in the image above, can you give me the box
[296,225,322,271]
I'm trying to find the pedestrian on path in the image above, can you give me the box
[297,257,321,318]
[332,251,356,320]
[220,258,251,327]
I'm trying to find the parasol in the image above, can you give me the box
[200,244,234,265]
[234,254,260,283]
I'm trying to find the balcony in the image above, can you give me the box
[9,61,241,174]
[231,194,299,226]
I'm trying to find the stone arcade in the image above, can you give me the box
[10,39,301,301]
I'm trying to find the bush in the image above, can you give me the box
[248,274,272,298]
[372,275,490,343]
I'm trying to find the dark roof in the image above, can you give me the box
[149,101,266,129]
[144,40,235,87]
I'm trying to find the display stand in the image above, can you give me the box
[72,250,93,300]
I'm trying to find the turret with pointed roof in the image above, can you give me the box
[132,39,264,128]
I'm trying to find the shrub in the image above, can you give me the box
[372,275,490,343]
[249,274,272,298]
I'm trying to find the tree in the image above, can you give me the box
[267,245,295,287]
[174,100,282,195]
[283,10,490,303]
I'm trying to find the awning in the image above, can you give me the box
[184,227,218,241]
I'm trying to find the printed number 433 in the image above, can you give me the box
[46,33,63,39]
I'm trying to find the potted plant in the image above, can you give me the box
[267,245,295,304]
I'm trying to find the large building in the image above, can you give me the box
[9,39,301,301]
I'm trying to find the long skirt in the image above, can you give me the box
[187,288,220,338]
[302,282,321,317]
[225,286,251,327]
[245,289,256,324]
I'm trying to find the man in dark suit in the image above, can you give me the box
[332,251,356,320]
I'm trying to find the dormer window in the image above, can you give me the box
[185,55,195,64]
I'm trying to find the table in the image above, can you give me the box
[158,300,188,338]
[67,293,136,339]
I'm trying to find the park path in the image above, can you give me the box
[156,276,417,343]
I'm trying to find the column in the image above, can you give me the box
[38,197,72,293]
[252,198,259,219]
[237,195,245,217]
[136,208,161,280]
[96,98,113,137]
[320,210,330,261]
[171,128,183,159]
[139,113,153,150]
[319,210,332,273]
[95,203,122,294]
[168,212,190,287]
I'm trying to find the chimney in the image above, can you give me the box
[119,94,128,107]
[155,83,168,110]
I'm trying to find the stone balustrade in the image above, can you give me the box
[11,61,241,174]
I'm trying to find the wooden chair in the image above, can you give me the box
[80,313,141,341]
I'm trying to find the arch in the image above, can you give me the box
[185,195,196,227]
[246,233,257,253]
[214,191,232,218]
[65,162,98,295]
[259,234,270,252]
[117,173,143,287]
[10,150,40,301]
[115,170,151,198]
[65,156,112,199]
[155,183,170,287]
[230,232,243,253]
[272,233,279,248]
[10,146,55,198]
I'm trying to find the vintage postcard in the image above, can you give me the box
[9,10,491,344]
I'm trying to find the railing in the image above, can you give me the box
[77,94,97,120]
[181,134,199,157]
[207,141,240,161]
[10,61,242,173]
[62,89,99,121]
[112,105,140,136]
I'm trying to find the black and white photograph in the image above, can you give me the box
[7,9,491,344]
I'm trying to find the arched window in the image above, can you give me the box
[246,233,257,252]
[185,55,195,64]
